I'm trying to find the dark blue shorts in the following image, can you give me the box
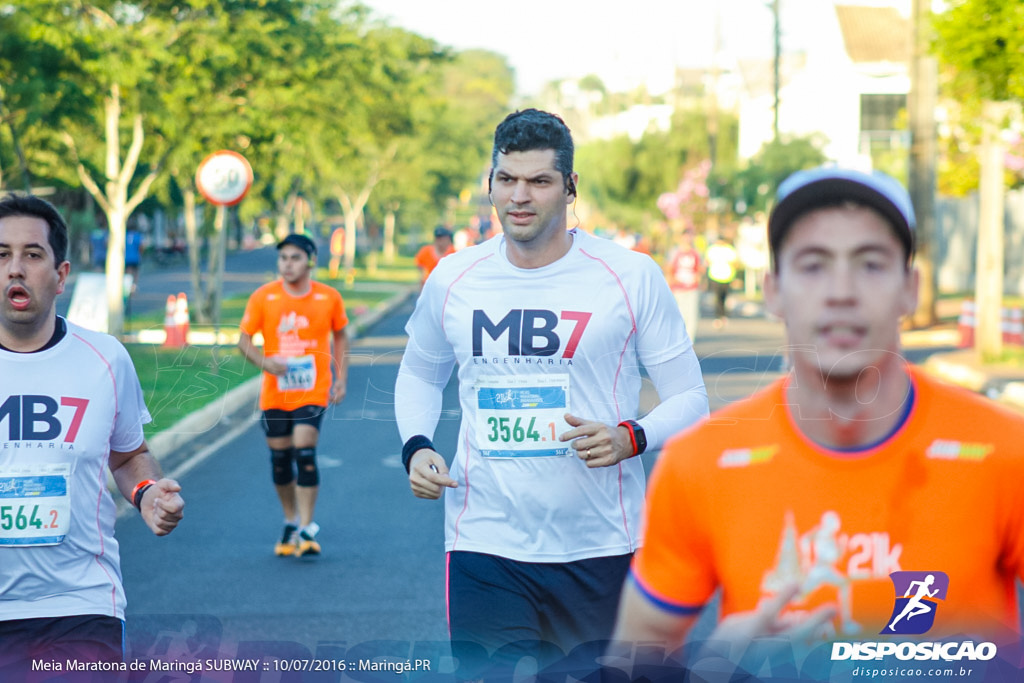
[446,550,632,678]
[260,405,325,438]
[0,615,124,680]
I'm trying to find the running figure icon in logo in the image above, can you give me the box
[884,571,949,635]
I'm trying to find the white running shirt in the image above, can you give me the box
[398,229,704,562]
[0,320,150,620]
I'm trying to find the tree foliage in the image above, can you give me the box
[932,0,1024,103]
[0,0,514,332]
[577,107,741,229]
[721,135,828,217]
[931,0,1024,194]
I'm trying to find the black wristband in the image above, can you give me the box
[618,420,647,456]
[402,435,435,473]
[132,482,155,510]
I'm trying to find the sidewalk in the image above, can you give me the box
[923,347,1024,411]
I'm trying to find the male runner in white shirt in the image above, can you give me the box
[0,195,184,675]
[394,109,708,678]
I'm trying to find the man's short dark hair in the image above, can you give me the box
[491,109,574,181]
[0,194,70,266]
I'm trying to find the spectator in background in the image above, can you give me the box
[705,233,738,328]
[414,226,455,284]
[665,230,703,342]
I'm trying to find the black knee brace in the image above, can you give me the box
[295,447,319,487]
[270,448,295,485]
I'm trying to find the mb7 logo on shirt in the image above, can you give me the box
[882,571,949,635]
[0,395,89,442]
[472,309,592,358]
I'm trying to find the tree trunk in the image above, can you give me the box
[383,209,397,264]
[210,204,228,334]
[340,197,359,286]
[975,100,1006,362]
[67,83,162,339]
[908,0,939,329]
[294,196,306,235]
[104,205,127,338]
[338,189,373,285]
[275,191,298,240]
[181,185,209,323]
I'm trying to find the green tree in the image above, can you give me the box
[0,3,93,192]
[296,23,449,281]
[153,0,332,324]
[370,48,514,258]
[55,3,176,339]
[720,135,827,217]
[577,107,739,231]
[933,0,1024,360]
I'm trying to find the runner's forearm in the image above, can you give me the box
[639,352,709,451]
[395,343,454,442]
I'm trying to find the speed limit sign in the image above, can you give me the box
[196,150,253,206]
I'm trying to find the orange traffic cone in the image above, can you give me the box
[957,300,975,349]
[162,295,180,347]
[173,293,190,346]
[1009,307,1023,346]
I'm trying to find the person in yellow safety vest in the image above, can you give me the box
[705,234,738,328]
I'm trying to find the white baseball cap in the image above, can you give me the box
[768,166,916,261]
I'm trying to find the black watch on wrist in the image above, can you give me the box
[618,419,647,456]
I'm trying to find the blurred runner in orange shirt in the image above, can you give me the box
[414,226,454,283]
[238,234,349,558]
[613,167,1024,674]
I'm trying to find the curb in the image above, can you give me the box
[146,284,418,463]
[923,350,1024,413]
[922,354,990,393]
[1001,382,1024,410]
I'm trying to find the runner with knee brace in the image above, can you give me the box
[238,234,348,557]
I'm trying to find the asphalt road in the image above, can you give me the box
[112,303,964,680]
[117,297,457,661]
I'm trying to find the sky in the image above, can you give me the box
[362,0,778,97]
[361,0,913,98]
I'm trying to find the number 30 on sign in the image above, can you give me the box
[196,150,253,206]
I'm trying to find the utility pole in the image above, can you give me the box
[706,4,723,240]
[976,100,1007,361]
[908,0,938,328]
[772,0,781,141]
[708,7,721,170]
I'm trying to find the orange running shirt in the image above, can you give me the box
[633,366,1024,640]
[415,244,454,280]
[240,280,348,411]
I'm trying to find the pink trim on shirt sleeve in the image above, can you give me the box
[440,254,494,338]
